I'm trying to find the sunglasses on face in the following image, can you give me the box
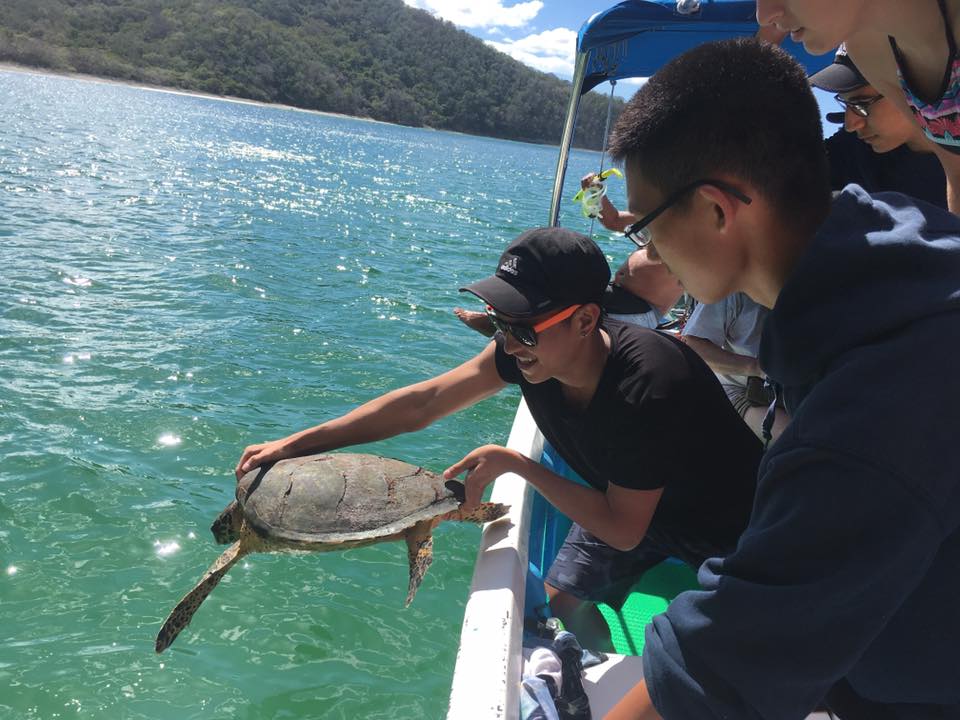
[623,178,753,249]
[485,304,582,347]
[833,92,883,118]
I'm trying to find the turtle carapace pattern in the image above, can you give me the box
[155,453,509,653]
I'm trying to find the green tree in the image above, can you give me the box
[0,0,623,149]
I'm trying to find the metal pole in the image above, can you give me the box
[597,79,617,175]
[589,79,618,237]
[548,51,589,228]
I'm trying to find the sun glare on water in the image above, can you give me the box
[154,541,181,557]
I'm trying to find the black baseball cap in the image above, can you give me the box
[808,44,868,94]
[460,227,610,318]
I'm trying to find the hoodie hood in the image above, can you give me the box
[760,185,960,395]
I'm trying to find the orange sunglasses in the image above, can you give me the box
[485,304,582,347]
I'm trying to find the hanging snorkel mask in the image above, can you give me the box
[571,168,623,219]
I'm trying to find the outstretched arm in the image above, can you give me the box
[236,342,506,477]
[596,197,636,233]
[582,172,636,232]
[444,445,662,551]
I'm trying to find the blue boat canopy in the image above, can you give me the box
[577,0,834,94]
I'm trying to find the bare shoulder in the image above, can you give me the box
[846,32,916,117]
[845,32,899,85]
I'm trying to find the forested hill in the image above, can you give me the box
[0,0,624,149]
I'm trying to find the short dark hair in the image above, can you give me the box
[608,38,830,231]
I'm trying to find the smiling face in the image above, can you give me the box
[756,0,866,55]
[840,85,923,153]
[493,305,593,384]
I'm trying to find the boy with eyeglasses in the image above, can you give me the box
[236,226,762,652]
[812,45,947,208]
[604,38,960,720]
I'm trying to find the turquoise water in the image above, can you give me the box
[0,69,628,719]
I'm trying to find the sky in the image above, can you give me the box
[402,0,843,128]
[402,1,624,88]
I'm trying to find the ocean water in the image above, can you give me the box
[0,69,629,719]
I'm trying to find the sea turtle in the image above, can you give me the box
[155,452,509,653]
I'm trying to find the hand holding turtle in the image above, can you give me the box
[235,438,293,479]
[157,453,509,653]
[444,444,525,510]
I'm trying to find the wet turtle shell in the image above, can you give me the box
[235,453,462,544]
[155,452,508,654]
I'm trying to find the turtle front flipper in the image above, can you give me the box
[155,539,248,653]
[403,520,435,608]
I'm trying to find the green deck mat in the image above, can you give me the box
[596,561,699,655]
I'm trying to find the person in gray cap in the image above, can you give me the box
[812,44,947,207]
[237,226,762,652]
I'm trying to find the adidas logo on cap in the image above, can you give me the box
[499,257,519,276]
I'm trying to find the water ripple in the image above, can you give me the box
[0,67,623,719]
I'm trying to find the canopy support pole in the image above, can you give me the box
[597,79,617,176]
[588,78,618,237]
[548,51,589,227]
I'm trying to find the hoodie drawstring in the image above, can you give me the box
[761,380,782,450]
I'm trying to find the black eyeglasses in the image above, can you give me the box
[833,92,883,118]
[485,304,581,347]
[623,178,752,249]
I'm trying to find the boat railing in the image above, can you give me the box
[446,398,543,720]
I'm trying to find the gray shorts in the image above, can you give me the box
[544,523,722,610]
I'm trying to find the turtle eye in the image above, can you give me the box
[444,480,466,503]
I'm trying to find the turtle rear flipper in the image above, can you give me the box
[404,520,434,608]
[155,539,247,653]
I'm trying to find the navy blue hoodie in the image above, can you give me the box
[642,186,960,719]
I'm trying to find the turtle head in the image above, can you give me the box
[210,500,243,544]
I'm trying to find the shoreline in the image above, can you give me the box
[0,61,580,150]
[0,61,384,125]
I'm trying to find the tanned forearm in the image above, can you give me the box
[682,335,761,377]
[604,680,663,720]
[278,383,450,456]
[598,201,636,233]
[511,455,655,551]
[237,345,505,477]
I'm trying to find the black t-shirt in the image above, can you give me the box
[495,319,762,544]
[826,130,947,208]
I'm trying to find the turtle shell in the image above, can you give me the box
[235,453,459,544]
